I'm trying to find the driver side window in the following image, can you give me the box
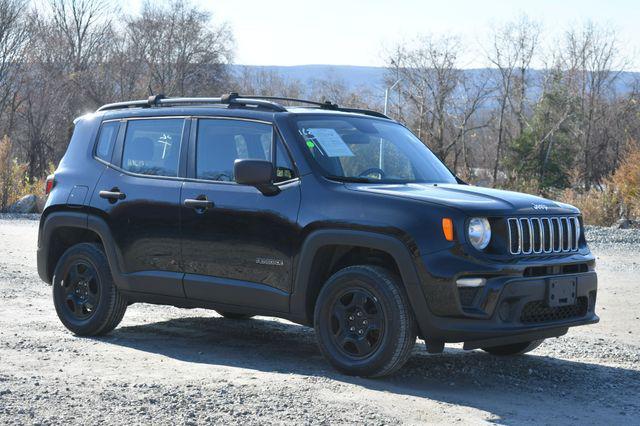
[196,119,271,182]
[195,119,295,183]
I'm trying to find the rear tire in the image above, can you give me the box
[217,311,254,320]
[314,265,416,378]
[52,243,127,336]
[481,339,544,356]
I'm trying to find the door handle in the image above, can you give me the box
[184,196,214,211]
[99,188,126,202]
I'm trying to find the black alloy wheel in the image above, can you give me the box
[328,288,385,359]
[52,243,127,336]
[58,260,101,320]
[314,265,416,377]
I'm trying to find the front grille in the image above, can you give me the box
[507,216,580,255]
[520,297,588,324]
[523,263,589,277]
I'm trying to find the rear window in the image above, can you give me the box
[95,121,119,162]
[121,119,184,177]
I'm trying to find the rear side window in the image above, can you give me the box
[122,119,184,177]
[95,121,119,162]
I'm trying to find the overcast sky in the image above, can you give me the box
[123,0,639,69]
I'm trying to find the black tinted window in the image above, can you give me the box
[122,119,184,177]
[95,121,119,162]
[196,119,272,182]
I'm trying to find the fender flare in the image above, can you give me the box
[37,211,126,286]
[289,229,433,336]
[37,211,88,283]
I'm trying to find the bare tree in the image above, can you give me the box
[39,0,115,109]
[126,0,233,96]
[559,22,626,188]
[309,75,379,109]
[486,15,542,183]
[48,0,113,73]
[0,0,28,137]
[390,36,462,160]
[233,66,305,98]
[386,36,490,171]
[450,71,494,172]
[13,6,79,180]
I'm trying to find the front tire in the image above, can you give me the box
[481,339,544,356]
[314,265,416,378]
[52,243,127,336]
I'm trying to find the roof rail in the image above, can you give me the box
[233,95,390,119]
[233,95,339,109]
[333,107,390,119]
[96,93,287,112]
[96,93,390,119]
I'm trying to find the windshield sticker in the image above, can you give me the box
[306,128,354,157]
[306,140,315,149]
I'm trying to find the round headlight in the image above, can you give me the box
[468,217,491,250]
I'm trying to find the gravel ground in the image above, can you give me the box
[586,225,640,247]
[0,216,638,425]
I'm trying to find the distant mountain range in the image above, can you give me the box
[232,64,639,102]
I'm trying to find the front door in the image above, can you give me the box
[91,117,188,297]
[180,117,300,312]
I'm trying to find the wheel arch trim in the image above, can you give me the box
[290,229,433,336]
[37,211,126,286]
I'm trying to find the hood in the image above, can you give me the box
[346,183,579,216]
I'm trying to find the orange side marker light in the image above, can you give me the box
[442,218,454,241]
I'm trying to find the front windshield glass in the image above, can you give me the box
[294,116,457,184]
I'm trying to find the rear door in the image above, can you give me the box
[90,117,189,297]
[180,117,300,312]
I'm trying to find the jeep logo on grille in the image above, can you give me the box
[532,204,549,211]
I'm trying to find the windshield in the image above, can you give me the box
[294,116,457,184]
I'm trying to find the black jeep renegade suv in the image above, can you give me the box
[37,94,598,377]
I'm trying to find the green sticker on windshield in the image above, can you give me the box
[306,140,315,148]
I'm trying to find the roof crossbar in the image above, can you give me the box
[230,94,339,109]
[96,92,390,119]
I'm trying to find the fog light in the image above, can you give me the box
[456,277,486,288]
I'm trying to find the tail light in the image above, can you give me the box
[45,174,56,196]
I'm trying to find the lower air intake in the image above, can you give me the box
[520,297,588,324]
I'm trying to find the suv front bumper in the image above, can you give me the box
[414,251,598,348]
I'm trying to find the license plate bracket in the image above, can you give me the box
[547,278,577,307]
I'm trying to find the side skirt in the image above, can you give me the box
[120,290,304,325]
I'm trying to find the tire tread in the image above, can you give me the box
[314,264,416,377]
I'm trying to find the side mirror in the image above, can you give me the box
[234,159,280,195]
